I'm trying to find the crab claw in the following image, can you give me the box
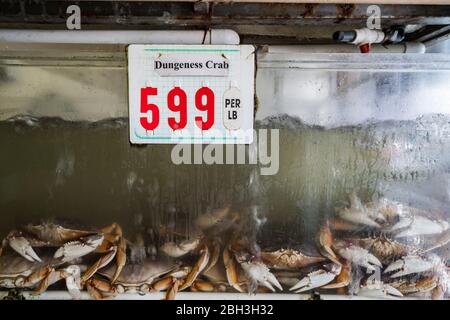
[339,209,381,228]
[160,238,200,258]
[336,244,382,271]
[358,281,403,298]
[384,255,434,278]
[338,193,381,228]
[391,216,449,238]
[240,261,282,293]
[385,285,404,297]
[8,236,42,262]
[179,245,210,291]
[223,246,245,293]
[290,263,341,293]
[366,254,383,269]
[322,263,351,289]
[64,265,82,300]
[54,234,104,262]
[318,222,341,265]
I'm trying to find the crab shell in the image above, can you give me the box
[389,275,439,295]
[356,236,419,266]
[0,254,41,288]
[97,259,180,293]
[21,222,100,245]
[0,252,60,288]
[260,249,326,270]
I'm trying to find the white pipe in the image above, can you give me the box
[268,43,426,54]
[0,29,240,45]
[350,28,385,46]
[403,42,427,53]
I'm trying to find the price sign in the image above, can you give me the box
[128,45,255,144]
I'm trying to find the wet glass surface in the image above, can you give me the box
[1,49,450,299]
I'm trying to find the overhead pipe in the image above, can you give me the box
[333,26,406,53]
[267,43,426,54]
[0,29,240,45]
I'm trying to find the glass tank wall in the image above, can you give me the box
[0,44,450,300]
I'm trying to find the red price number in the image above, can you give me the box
[140,86,215,131]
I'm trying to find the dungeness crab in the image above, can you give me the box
[0,221,126,284]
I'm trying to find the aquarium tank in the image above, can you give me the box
[0,43,449,300]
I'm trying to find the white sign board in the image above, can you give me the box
[128,45,255,144]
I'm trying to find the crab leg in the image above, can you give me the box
[152,276,175,292]
[152,276,182,300]
[192,279,215,292]
[33,266,82,299]
[20,266,53,288]
[100,223,121,236]
[81,247,117,282]
[318,222,341,265]
[86,278,117,300]
[0,237,7,257]
[432,284,446,300]
[166,278,180,300]
[98,223,126,283]
[179,245,210,291]
[328,218,361,232]
[204,240,221,273]
[111,236,126,283]
[86,281,105,300]
[223,246,245,293]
